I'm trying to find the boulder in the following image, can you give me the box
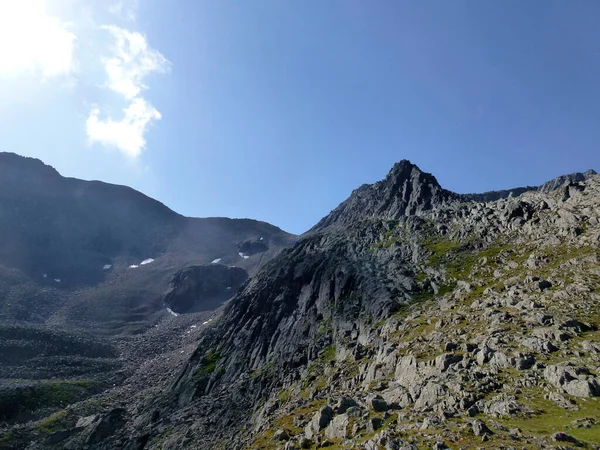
[272,429,289,441]
[368,394,389,412]
[472,419,492,436]
[366,417,383,433]
[86,408,127,445]
[522,337,558,354]
[551,432,582,445]
[304,405,333,439]
[414,382,444,411]
[544,364,600,397]
[334,396,357,414]
[75,415,98,429]
[324,414,349,440]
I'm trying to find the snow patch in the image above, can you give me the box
[129,265,139,269]
[166,308,179,317]
[54,279,61,283]
[211,258,222,264]
[226,286,232,290]
[103,264,112,270]
[43,274,47,278]
[260,237,263,240]
[140,258,154,265]
[202,321,209,325]
[238,252,249,259]
[190,325,197,328]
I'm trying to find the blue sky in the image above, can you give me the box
[0,1,599,234]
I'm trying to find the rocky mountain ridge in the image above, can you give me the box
[2,158,600,449]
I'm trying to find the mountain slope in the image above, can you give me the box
[94,161,600,450]
[0,152,296,331]
[0,152,296,433]
[2,159,600,449]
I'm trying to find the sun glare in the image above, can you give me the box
[0,0,75,77]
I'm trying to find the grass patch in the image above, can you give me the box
[197,350,220,375]
[0,432,16,450]
[498,387,600,446]
[35,409,72,434]
[0,379,100,422]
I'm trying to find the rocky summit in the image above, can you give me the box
[1,156,600,450]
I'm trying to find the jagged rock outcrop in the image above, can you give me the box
[464,168,597,202]
[310,160,459,232]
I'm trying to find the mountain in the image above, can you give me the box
[2,157,600,449]
[310,160,459,232]
[0,152,296,331]
[463,169,597,202]
[0,152,296,429]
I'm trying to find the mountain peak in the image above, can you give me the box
[0,152,60,178]
[310,159,456,232]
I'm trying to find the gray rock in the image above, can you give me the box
[366,417,384,433]
[334,396,357,414]
[324,414,348,440]
[273,429,289,441]
[368,394,389,412]
[86,408,127,445]
[522,336,558,354]
[395,355,421,388]
[546,391,577,409]
[75,415,98,429]
[472,419,492,436]
[480,395,533,418]
[515,355,535,370]
[382,386,412,409]
[544,364,600,397]
[551,432,582,445]
[414,382,444,411]
[304,405,333,440]
[345,406,363,417]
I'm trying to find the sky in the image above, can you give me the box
[0,0,599,234]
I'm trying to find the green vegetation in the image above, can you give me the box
[35,409,72,434]
[319,345,336,363]
[0,432,16,450]
[249,360,275,379]
[499,387,600,446]
[0,379,100,422]
[197,350,220,375]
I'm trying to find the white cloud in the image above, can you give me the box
[109,0,139,22]
[0,0,75,77]
[0,1,169,160]
[86,97,161,158]
[101,25,169,99]
[86,25,170,159]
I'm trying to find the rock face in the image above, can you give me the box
[4,158,600,450]
[163,265,248,314]
[310,160,459,232]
